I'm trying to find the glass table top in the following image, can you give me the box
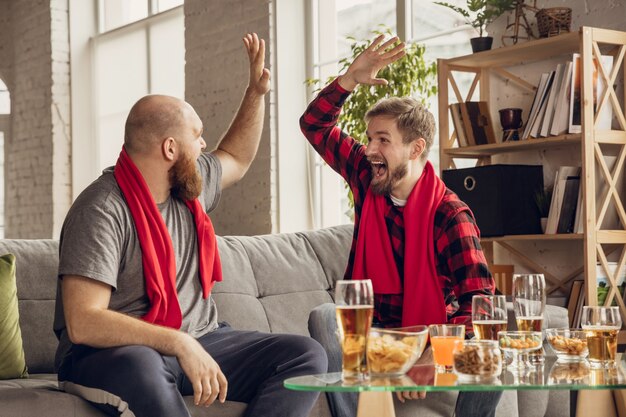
[284,355,626,393]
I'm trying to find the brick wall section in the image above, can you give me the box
[1,0,71,238]
[185,0,274,236]
[0,1,13,87]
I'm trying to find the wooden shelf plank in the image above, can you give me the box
[482,234,584,243]
[596,231,626,244]
[445,32,580,69]
[443,134,581,157]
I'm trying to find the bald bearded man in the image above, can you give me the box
[53,33,327,417]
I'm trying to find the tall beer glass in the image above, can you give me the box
[512,274,546,365]
[581,306,622,367]
[472,295,507,340]
[335,279,374,381]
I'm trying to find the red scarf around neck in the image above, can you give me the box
[114,147,222,329]
[352,161,447,327]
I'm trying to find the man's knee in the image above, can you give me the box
[280,334,328,373]
[308,302,337,338]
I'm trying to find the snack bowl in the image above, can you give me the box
[497,331,542,354]
[453,339,502,383]
[545,328,588,362]
[367,326,429,376]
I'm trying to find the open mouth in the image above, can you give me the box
[370,161,387,178]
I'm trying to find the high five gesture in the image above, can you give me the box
[338,35,406,91]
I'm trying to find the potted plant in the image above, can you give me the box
[435,0,516,52]
[306,28,438,215]
[534,186,552,233]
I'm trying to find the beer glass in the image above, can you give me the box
[335,279,374,381]
[472,295,507,340]
[512,274,546,365]
[581,306,622,367]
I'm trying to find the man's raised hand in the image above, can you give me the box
[338,34,406,91]
[243,33,271,96]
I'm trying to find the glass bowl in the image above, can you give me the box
[367,325,429,376]
[498,331,543,354]
[453,339,502,383]
[545,328,588,361]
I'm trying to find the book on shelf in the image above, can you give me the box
[459,101,476,146]
[567,280,584,327]
[550,61,573,136]
[573,283,586,328]
[545,166,581,234]
[529,70,556,138]
[449,103,469,147]
[572,178,584,233]
[539,63,564,137]
[556,175,580,234]
[522,72,550,140]
[463,101,497,145]
[569,53,615,134]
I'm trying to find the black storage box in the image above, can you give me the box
[442,164,544,237]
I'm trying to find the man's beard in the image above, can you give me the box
[370,162,408,196]
[169,152,203,201]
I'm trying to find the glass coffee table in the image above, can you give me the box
[285,355,626,417]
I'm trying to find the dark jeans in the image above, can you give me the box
[308,303,503,417]
[58,324,328,417]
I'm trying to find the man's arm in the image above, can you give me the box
[62,275,227,407]
[212,33,270,190]
[300,35,406,191]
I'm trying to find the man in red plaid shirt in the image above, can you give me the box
[305,35,501,417]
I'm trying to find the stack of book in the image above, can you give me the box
[521,53,614,140]
[449,101,497,147]
[544,166,582,235]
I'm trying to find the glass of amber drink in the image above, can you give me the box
[429,324,465,372]
[581,306,622,368]
[512,274,546,365]
[335,280,374,381]
[472,295,507,340]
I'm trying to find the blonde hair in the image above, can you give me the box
[365,97,436,158]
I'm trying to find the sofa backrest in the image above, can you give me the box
[0,225,353,374]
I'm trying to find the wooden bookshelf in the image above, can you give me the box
[438,27,626,323]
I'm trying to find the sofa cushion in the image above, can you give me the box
[0,253,28,379]
[0,240,60,374]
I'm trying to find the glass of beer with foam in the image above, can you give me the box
[472,295,507,340]
[512,274,546,365]
[335,280,374,381]
[581,306,621,367]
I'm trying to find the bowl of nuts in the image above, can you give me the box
[498,331,542,352]
[367,326,429,376]
[453,339,502,383]
[498,331,542,368]
[545,328,588,362]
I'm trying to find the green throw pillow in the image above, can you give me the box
[0,253,28,379]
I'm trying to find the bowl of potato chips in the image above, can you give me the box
[367,326,429,376]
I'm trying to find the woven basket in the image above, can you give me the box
[536,7,572,38]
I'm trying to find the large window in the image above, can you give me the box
[308,0,475,228]
[94,0,185,172]
[70,0,185,196]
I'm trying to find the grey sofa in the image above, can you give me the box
[0,224,569,417]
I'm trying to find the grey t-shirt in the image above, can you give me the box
[54,152,222,369]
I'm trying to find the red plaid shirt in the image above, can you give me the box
[300,79,495,335]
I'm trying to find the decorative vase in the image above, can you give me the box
[470,36,493,53]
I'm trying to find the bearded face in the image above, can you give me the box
[169,150,203,201]
[369,155,409,196]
